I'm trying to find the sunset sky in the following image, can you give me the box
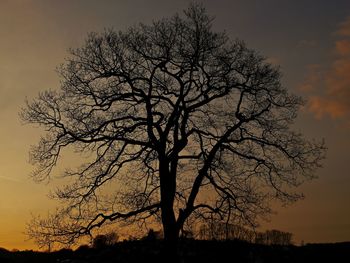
[0,0,350,250]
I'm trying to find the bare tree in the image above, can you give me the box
[22,3,325,250]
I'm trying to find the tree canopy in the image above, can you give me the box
[22,3,325,248]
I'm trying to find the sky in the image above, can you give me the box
[0,0,350,250]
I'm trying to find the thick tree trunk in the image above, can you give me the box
[159,155,180,260]
[162,211,179,242]
[161,219,179,262]
[160,173,179,243]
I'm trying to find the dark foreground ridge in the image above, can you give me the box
[1,240,349,263]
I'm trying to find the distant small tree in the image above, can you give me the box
[76,244,90,252]
[92,232,119,249]
[22,2,325,252]
[143,228,162,241]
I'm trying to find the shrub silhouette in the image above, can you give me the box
[143,229,162,241]
[92,232,119,249]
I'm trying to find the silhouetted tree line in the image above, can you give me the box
[198,222,292,245]
[255,229,293,245]
[1,240,350,263]
[89,223,292,249]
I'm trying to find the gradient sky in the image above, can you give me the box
[0,0,350,250]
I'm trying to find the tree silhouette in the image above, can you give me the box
[22,3,325,250]
[92,232,119,249]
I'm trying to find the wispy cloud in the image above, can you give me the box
[308,96,348,119]
[300,16,350,126]
[335,40,350,56]
[336,16,350,37]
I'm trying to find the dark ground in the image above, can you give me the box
[0,240,349,263]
